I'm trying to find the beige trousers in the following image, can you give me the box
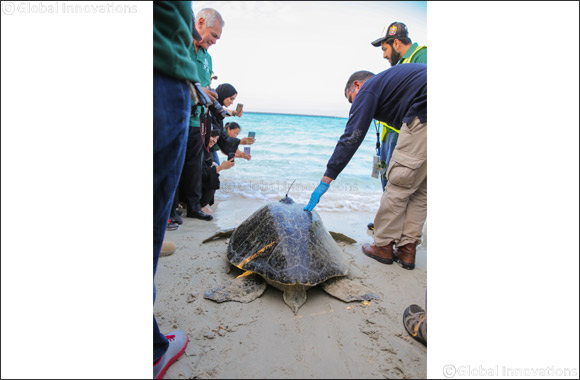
[374,117,427,247]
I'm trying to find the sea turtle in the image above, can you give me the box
[202,196,378,313]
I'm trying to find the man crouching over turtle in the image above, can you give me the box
[304,63,427,271]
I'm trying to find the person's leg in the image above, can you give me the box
[180,129,205,216]
[399,176,427,247]
[199,184,212,211]
[373,118,426,247]
[368,128,400,232]
[169,191,182,224]
[153,70,190,362]
[379,134,388,192]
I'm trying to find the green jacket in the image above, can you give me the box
[153,1,200,82]
[380,42,428,141]
[398,42,427,64]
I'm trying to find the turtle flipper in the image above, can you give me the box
[204,274,266,303]
[202,228,236,244]
[282,285,308,314]
[321,277,379,303]
[329,231,357,244]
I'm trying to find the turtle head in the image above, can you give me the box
[279,196,295,205]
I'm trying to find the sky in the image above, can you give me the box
[195,1,427,118]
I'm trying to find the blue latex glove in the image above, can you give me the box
[304,181,330,212]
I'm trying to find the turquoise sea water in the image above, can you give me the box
[215,112,383,213]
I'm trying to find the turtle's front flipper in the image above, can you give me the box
[204,274,266,303]
[329,231,357,244]
[282,285,308,314]
[321,277,379,303]
[202,228,235,244]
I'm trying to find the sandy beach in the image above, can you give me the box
[155,195,427,379]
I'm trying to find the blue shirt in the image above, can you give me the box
[324,63,427,179]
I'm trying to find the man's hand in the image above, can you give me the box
[304,181,330,212]
[203,87,218,103]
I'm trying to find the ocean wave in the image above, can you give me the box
[215,179,382,213]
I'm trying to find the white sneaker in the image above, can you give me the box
[153,329,188,379]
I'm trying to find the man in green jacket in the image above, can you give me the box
[372,21,428,347]
[177,7,224,222]
[371,21,427,66]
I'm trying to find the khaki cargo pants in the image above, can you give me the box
[373,117,427,247]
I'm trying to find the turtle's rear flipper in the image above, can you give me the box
[321,277,379,303]
[202,228,236,244]
[282,285,307,314]
[204,274,266,303]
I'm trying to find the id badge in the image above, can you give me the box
[371,155,380,178]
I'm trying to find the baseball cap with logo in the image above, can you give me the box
[370,22,409,47]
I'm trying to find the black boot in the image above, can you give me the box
[187,209,213,221]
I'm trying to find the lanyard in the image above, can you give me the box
[200,108,211,153]
[373,120,380,156]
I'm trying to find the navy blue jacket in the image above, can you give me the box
[324,63,427,179]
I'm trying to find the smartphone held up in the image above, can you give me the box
[235,103,243,116]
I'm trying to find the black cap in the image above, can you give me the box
[192,12,202,41]
[370,22,408,47]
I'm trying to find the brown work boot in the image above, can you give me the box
[361,243,394,264]
[395,243,416,270]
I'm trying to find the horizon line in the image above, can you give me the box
[243,110,347,119]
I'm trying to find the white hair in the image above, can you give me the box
[196,8,224,28]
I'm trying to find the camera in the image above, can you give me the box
[188,82,212,106]
[188,82,213,118]
[208,88,231,121]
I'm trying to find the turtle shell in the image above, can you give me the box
[227,197,349,286]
